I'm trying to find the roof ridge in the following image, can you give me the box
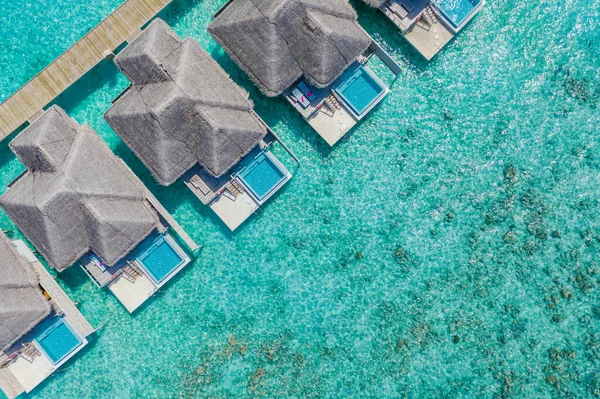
[247,0,304,90]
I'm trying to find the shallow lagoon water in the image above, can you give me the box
[1,0,599,398]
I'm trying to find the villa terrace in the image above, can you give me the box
[105,19,298,232]
[363,0,485,60]
[209,0,401,147]
[0,232,94,399]
[182,130,294,231]
[0,106,196,314]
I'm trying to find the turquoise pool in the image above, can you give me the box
[334,65,387,118]
[434,0,482,29]
[135,234,189,285]
[1,0,600,398]
[34,319,82,365]
[236,152,288,203]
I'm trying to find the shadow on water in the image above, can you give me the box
[48,60,121,115]
[0,121,32,172]
[157,0,198,28]
[351,0,431,72]
[0,141,16,170]
[56,260,92,292]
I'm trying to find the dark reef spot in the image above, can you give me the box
[565,77,593,102]
[445,211,454,222]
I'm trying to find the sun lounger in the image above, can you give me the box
[222,189,237,201]
[400,0,415,12]
[190,174,211,196]
[291,88,310,108]
[119,271,136,284]
[89,253,106,272]
[298,81,316,101]
[388,1,409,18]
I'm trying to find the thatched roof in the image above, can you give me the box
[0,232,51,352]
[0,106,159,272]
[105,19,267,185]
[208,0,372,97]
[361,0,386,7]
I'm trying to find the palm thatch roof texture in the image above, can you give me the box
[0,106,159,272]
[105,19,267,185]
[208,0,372,97]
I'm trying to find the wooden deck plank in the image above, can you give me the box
[0,0,172,140]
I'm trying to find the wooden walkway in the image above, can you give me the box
[0,241,94,399]
[145,189,201,252]
[0,0,172,141]
[31,260,95,337]
[10,240,95,337]
[0,363,24,399]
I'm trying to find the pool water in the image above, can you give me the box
[237,152,287,202]
[35,319,82,365]
[135,235,188,285]
[334,65,386,118]
[1,0,600,398]
[434,0,481,28]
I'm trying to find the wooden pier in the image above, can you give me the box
[0,0,172,141]
[0,365,24,399]
[11,240,95,337]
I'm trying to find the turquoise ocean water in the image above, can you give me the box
[1,0,599,397]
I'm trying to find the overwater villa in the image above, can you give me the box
[105,19,296,232]
[208,0,402,147]
[362,0,485,60]
[0,231,94,399]
[0,106,197,314]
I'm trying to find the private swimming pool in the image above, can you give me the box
[434,0,482,29]
[334,65,388,119]
[236,151,291,204]
[34,318,83,365]
[134,234,190,286]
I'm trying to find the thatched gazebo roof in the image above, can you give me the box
[105,19,267,185]
[208,0,372,97]
[0,232,51,352]
[0,106,159,272]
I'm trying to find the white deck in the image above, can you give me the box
[108,273,157,313]
[381,0,430,33]
[3,325,88,396]
[285,42,398,146]
[75,177,195,313]
[209,190,259,231]
[5,354,54,394]
[306,105,357,146]
[404,21,454,60]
